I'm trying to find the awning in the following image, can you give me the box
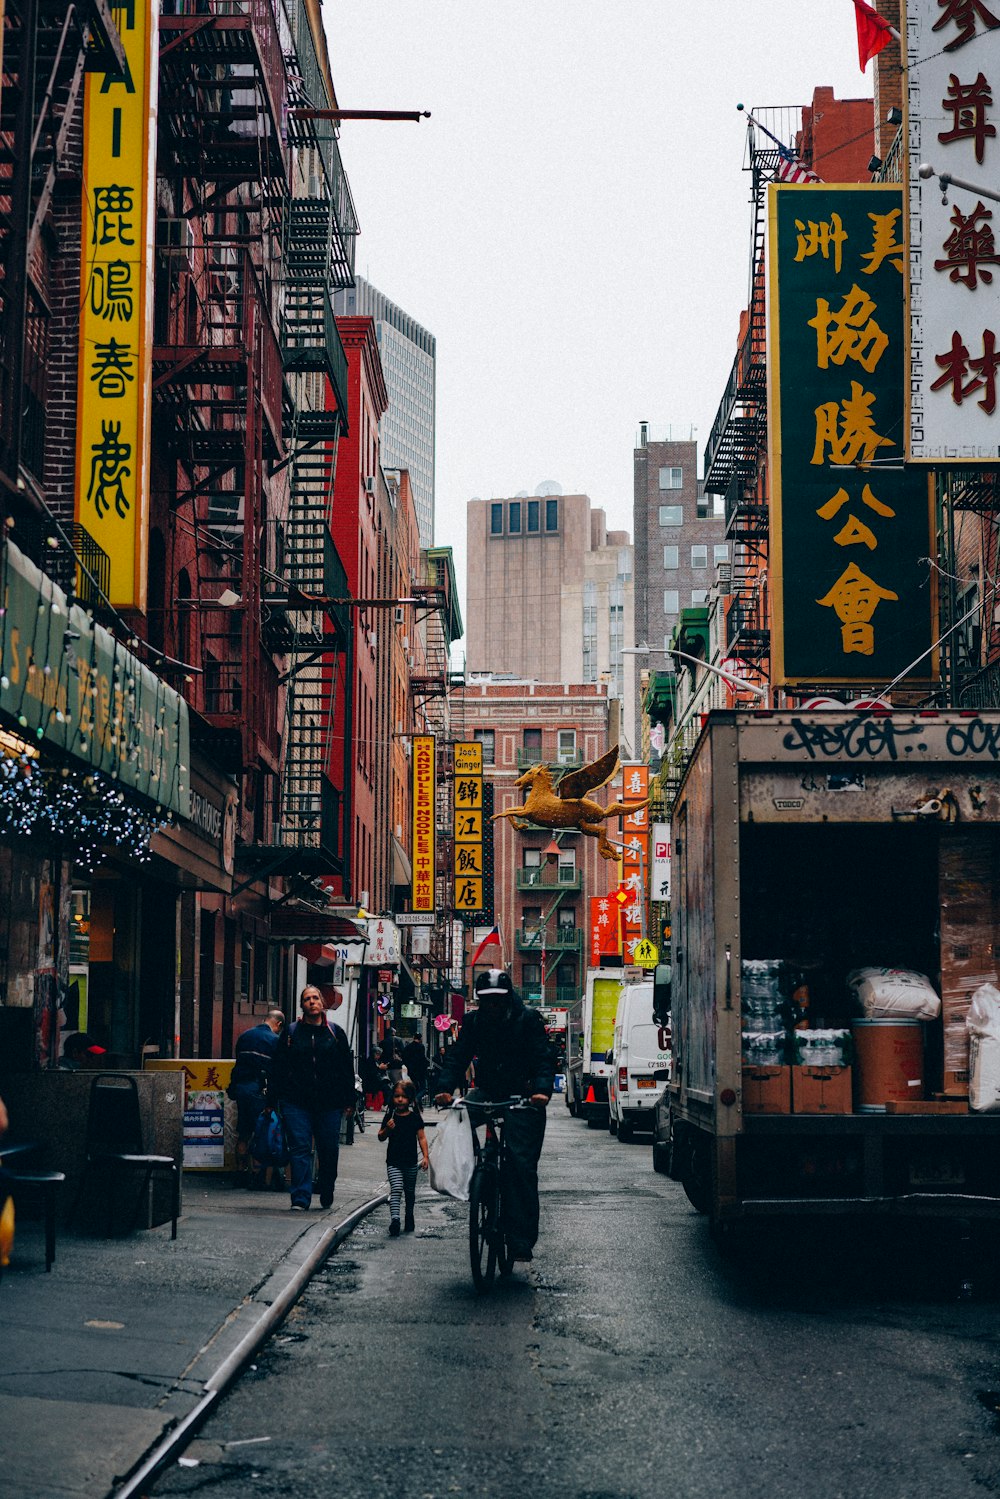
[391,832,411,887]
[269,908,367,943]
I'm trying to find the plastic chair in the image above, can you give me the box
[69,1075,179,1239]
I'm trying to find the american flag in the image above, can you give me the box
[776,147,822,185]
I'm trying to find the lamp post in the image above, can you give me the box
[622,644,768,700]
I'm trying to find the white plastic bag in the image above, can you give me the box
[428,1105,475,1200]
[847,967,941,1021]
[968,983,1000,1112]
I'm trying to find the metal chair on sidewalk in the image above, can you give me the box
[68,1074,180,1240]
[7,1171,66,1271]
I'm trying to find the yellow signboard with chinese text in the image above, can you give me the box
[454,742,483,777]
[453,740,485,916]
[412,735,436,914]
[76,1,158,609]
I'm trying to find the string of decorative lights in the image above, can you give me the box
[0,751,170,872]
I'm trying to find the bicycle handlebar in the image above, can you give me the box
[452,1095,532,1114]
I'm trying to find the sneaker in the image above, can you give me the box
[290,1203,308,1212]
[320,1191,334,1209]
[388,1218,401,1237]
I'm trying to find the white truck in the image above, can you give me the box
[575,960,627,1127]
[607,981,672,1141]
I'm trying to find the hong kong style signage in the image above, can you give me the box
[411,735,436,914]
[76,0,158,607]
[906,0,1000,460]
[453,740,485,915]
[767,185,935,687]
[620,765,648,966]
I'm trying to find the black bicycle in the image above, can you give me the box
[459,1097,529,1293]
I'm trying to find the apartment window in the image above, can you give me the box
[523,848,542,868]
[523,727,542,759]
[692,589,709,605]
[714,544,730,564]
[522,962,542,989]
[664,634,675,653]
[508,501,521,534]
[545,497,560,531]
[558,849,576,883]
[523,906,542,932]
[474,728,495,764]
[527,499,540,532]
[659,505,683,527]
[557,907,576,931]
[691,545,708,569]
[663,588,680,614]
[663,545,679,570]
[659,466,683,489]
[557,729,577,764]
[490,502,503,535]
[618,547,632,578]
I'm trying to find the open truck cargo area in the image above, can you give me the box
[667,710,1000,1229]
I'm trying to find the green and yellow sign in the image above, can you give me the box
[767,185,936,687]
[75,0,158,609]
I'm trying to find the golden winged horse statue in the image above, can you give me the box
[492,745,648,860]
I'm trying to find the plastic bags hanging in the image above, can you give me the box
[428,1105,475,1201]
[967,983,1000,1112]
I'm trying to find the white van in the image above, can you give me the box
[607,981,672,1141]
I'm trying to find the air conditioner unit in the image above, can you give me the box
[364,476,376,494]
[156,216,194,258]
[393,606,406,625]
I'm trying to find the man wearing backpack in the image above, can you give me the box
[230,1008,285,1188]
[273,986,356,1211]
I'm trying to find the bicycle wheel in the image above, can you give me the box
[469,1164,497,1292]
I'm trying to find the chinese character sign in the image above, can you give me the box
[76,2,158,608]
[453,741,485,915]
[651,821,671,903]
[411,736,436,914]
[620,765,649,964]
[590,895,616,965]
[767,185,935,687]
[906,0,1000,458]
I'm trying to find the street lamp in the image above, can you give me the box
[622,644,768,700]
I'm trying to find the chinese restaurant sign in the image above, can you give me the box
[453,740,485,916]
[767,185,935,687]
[411,735,435,914]
[76,0,158,607]
[906,0,1000,460]
[589,894,616,965]
[620,764,649,967]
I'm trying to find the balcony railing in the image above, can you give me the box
[515,749,584,769]
[516,868,582,892]
[516,928,582,954]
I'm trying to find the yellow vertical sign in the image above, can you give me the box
[412,735,436,914]
[454,740,484,913]
[76,1,158,609]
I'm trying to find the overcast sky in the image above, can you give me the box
[322,1,875,632]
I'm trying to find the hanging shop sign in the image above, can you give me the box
[0,540,190,816]
[590,894,616,965]
[364,917,401,967]
[620,765,649,967]
[651,821,671,903]
[767,184,935,688]
[453,739,485,916]
[75,0,158,608]
[905,0,1000,461]
[411,734,436,914]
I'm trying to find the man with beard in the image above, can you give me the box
[435,968,555,1261]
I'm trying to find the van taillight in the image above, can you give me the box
[618,1066,628,1092]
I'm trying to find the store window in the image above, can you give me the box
[659,505,683,527]
[490,502,503,535]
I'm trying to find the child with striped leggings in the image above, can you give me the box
[378,1079,430,1236]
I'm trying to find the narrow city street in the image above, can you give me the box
[151,1109,1000,1499]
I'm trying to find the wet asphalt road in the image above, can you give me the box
[152,1108,1000,1499]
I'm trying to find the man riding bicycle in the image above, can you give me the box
[435,968,555,1261]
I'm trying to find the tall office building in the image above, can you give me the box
[466,489,634,748]
[632,434,728,743]
[333,276,436,546]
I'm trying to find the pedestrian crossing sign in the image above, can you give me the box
[632,938,659,968]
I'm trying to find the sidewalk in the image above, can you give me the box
[0,1118,390,1499]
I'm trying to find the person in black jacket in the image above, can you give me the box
[273,986,355,1211]
[435,968,555,1261]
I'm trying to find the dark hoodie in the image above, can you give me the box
[436,992,555,1101]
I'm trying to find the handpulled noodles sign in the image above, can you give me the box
[767,184,935,687]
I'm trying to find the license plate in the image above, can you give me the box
[909,1154,966,1187]
[635,1077,656,1089]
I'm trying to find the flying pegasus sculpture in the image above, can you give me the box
[492,746,648,860]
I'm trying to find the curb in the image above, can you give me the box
[109,1188,389,1499]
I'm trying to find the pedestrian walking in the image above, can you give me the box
[229,1008,285,1188]
[273,986,355,1212]
[378,1079,429,1236]
[402,1035,429,1103]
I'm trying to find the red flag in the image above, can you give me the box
[469,926,501,968]
[852,0,893,71]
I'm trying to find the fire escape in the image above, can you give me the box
[702,107,806,677]
[0,1,124,599]
[154,0,289,808]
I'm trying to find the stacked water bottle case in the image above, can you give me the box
[741,960,852,1114]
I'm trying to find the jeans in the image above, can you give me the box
[281,1101,343,1207]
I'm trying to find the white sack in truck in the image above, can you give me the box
[967,983,1000,1113]
[847,967,941,1021]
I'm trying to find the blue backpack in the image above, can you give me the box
[251,1106,289,1167]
